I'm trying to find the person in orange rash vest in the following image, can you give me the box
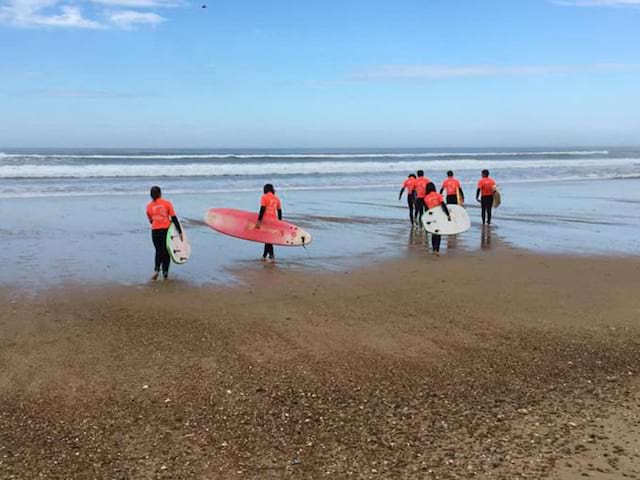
[424,182,451,255]
[413,170,431,226]
[440,170,464,205]
[399,173,417,226]
[476,169,497,225]
[256,183,282,262]
[146,185,183,280]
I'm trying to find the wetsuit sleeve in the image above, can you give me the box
[440,203,450,217]
[258,206,266,221]
[399,187,405,199]
[277,209,282,221]
[458,186,465,199]
[170,216,183,235]
[476,188,481,200]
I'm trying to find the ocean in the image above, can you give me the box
[2,147,640,289]
[2,147,640,199]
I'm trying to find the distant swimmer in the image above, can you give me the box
[413,170,431,226]
[398,173,417,226]
[146,186,183,281]
[256,183,282,262]
[440,170,464,205]
[425,182,451,255]
[476,169,497,225]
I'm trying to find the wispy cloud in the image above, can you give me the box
[349,63,640,81]
[90,0,181,6]
[108,10,165,29]
[0,1,104,29]
[552,0,640,6]
[15,88,149,98]
[0,0,180,29]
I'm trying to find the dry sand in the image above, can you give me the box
[1,251,639,479]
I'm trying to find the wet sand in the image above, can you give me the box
[3,178,640,290]
[1,251,639,479]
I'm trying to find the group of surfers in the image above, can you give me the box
[398,169,497,254]
[145,169,497,280]
[146,183,281,280]
[399,169,497,226]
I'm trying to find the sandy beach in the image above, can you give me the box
[1,250,639,479]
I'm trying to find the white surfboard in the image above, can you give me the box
[422,204,471,235]
[166,222,191,264]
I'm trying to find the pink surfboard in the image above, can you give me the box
[204,208,312,246]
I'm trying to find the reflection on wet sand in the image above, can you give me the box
[481,225,492,250]
[408,227,424,248]
[446,234,459,252]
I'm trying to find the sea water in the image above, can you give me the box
[1,148,639,288]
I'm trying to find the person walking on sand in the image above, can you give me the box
[146,186,183,281]
[414,170,430,226]
[256,183,282,262]
[425,182,451,256]
[476,169,497,225]
[399,173,417,226]
[440,170,464,205]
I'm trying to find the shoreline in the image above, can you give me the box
[4,177,640,290]
[2,251,640,478]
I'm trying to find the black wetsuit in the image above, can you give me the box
[407,191,416,224]
[259,206,282,259]
[481,195,494,225]
[430,202,450,253]
[414,197,425,224]
[152,216,182,276]
[446,194,458,205]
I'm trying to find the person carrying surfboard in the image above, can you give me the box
[425,182,451,255]
[256,183,282,262]
[414,170,430,225]
[146,186,183,281]
[476,169,497,225]
[399,173,417,226]
[440,170,464,205]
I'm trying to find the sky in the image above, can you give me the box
[0,0,639,148]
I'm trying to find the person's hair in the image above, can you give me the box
[417,170,424,177]
[426,182,436,194]
[447,170,454,177]
[263,183,275,194]
[150,186,161,200]
[409,174,416,179]
[482,169,490,177]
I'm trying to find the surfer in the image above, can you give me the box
[440,170,464,205]
[146,186,183,281]
[256,183,282,262]
[476,169,497,225]
[425,182,451,255]
[399,174,417,225]
[414,170,430,225]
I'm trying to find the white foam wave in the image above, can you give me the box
[1,173,639,199]
[0,157,636,179]
[0,150,610,161]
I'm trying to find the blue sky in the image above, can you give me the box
[1,0,639,148]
